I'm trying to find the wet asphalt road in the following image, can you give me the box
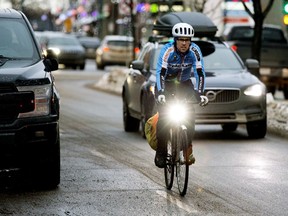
[0,60,288,216]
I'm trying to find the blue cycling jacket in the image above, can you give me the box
[156,41,205,94]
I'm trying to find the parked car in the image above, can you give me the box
[37,31,86,70]
[78,36,101,59]
[122,12,267,139]
[95,35,139,69]
[0,8,60,187]
[222,24,288,98]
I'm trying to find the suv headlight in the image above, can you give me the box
[17,84,51,118]
[244,84,264,97]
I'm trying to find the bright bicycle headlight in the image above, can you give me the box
[244,84,264,97]
[168,103,187,122]
[17,84,52,118]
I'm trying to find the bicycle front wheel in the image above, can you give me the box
[164,129,175,190]
[176,127,189,196]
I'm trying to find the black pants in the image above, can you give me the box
[156,79,199,153]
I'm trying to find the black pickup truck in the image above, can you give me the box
[0,8,60,188]
[222,24,288,99]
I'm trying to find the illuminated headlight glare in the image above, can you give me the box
[244,84,264,97]
[149,85,155,95]
[17,84,51,118]
[168,104,187,122]
[96,49,103,55]
[50,47,60,55]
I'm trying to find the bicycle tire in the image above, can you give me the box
[176,127,189,196]
[164,129,175,190]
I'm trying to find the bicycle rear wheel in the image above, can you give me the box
[176,127,189,196]
[164,129,175,190]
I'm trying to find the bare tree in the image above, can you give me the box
[11,0,24,10]
[241,0,274,65]
[188,0,208,12]
[194,0,208,12]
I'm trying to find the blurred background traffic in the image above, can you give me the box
[0,0,287,50]
[1,0,288,77]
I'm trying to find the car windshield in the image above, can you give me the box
[151,45,243,72]
[204,47,243,70]
[0,19,39,59]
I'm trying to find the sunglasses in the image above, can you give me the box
[177,38,191,42]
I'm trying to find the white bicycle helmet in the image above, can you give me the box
[172,23,194,38]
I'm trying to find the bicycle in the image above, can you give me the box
[163,95,200,196]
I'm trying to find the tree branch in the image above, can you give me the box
[241,0,254,18]
[263,0,275,18]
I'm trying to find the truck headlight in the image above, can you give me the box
[17,84,51,117]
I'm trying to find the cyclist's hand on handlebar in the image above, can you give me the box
[200,95,209,106]
[158,94,166,104]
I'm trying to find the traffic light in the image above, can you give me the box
[283,0,288,25]
[284,0,288,14]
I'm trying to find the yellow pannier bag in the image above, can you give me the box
[145,112,159,151]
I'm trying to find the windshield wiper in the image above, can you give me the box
[0,55,14,59]
[0,55,16,66]
[0,55,31,66]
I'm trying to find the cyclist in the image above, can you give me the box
[155,22,208,168]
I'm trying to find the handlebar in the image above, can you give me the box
[156,93,208,106]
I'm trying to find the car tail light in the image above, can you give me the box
[134,47,140,54]
[231,45,237,52]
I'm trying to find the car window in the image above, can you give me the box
[107,40,133,47]
[0,19,38,59]
[143,48,152,71]
[151,48,161,71]
[262,28,287,43]
[138,44,151,60]
[230,28,253,41]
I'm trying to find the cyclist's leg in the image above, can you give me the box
[155,104,168,168]
[186,108,196,165]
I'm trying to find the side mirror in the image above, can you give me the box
[43,49,59,72]
[131,60,144,71]
[245,58,260,77]
[245,58,259,69]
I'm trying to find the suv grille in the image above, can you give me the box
[204,89,240,103]
[0,84,16,93]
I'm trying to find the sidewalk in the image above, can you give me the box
[267,93,288,138]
